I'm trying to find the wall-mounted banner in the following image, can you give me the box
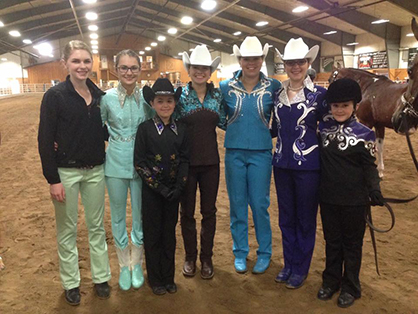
[321,57,334,72]
[100,55,108,69]
[358,51,387,69]
[408,48,418,67]
[274,62,285,74]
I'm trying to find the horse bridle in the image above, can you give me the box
[401,92,418,120]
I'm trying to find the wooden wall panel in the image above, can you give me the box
[26,61,67,84]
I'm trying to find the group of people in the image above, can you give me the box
[38,35,385,309]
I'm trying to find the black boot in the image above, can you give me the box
[317,286,339,301]
[337,292,357,308]
[94,282,110,299]
[64,287,80,306]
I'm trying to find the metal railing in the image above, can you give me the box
[20,83,53,93]
[0,87,12,96]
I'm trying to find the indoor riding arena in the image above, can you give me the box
[1,1,418,314]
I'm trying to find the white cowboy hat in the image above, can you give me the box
[233,36,269,60]
[182,45,221,74]
[275,38,319,63]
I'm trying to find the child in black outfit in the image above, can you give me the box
[134,78,189,295]
[317,78,385,308]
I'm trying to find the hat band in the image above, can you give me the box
[155,91,174,95]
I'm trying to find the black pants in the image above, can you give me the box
[180,164,219,263]
[320,203,367,298]
[142,184,179,288]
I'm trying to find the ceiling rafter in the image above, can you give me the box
[385,0,418,17]
[299,0,401,39]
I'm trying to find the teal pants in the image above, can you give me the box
[105,176,143,249]
[53,165,111,290]
[225,149,273,259]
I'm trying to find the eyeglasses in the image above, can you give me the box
[284,59,308,67]
[117,65,141,73]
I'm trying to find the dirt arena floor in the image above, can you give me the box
[0,93,417,314]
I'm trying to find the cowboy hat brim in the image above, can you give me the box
[143,85,182,105]
[183,52,221,74]
[234,43,269,60]
[275,45,319,63]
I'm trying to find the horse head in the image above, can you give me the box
[328,66,340,83]
[391,18,418,134]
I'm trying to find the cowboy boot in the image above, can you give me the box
[115,246,131,290]
[131,244,145,289]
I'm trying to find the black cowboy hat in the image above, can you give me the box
[326,78,362,106]
[143,78,182,105]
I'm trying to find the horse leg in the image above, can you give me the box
[375,126,385,178]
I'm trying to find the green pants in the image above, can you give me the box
[53,165,111,290]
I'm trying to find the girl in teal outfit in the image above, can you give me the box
[101,49,153,291]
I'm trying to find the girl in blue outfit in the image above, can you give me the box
[272,38,328,289]
[220,36,281,274]
[177,45,225,279]
[101,50,153,291]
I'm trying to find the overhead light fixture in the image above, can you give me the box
[151,42,158,47]
[233,31,241,36]
[406,33,414,37]
[85,12,98,20]
[83,0,97,3]
[0,21,4,27]
[256,21,268,27]
[139,51,145,55]
[157,35,166,41]
[1,58,7,61]
[88,25,98,31]
[181,16,193,25]
[292,6,309,13]
[371,19,389,24]
[201,0,217,11]
[92,45,98,49]
[89,33,99,39]
[145,47,151,51]
[346,42,359,46]
[23,39,32,44]
[92,49,99,54]
[34,42,53,56]
[213,38,222,43]
[324,30,337,35]
[91,40,98,45]
[9,30,21,37]
[178,52,183,55]
[168,28,178,34]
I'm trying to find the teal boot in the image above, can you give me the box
[116,246,131,290]
[131,244,145,289]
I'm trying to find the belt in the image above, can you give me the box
[110,135,136,142]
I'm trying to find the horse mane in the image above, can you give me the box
[343,68,389,80]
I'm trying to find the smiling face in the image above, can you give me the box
[188,65,211,85]
[284,58,309,84]
[151,95,176,124]
[330,101,355,123]
[239,56,263,79]
[116,55,141,90]
[64,49,93,83]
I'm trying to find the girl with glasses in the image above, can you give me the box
[100,49,153,291]
[271,38,328,289]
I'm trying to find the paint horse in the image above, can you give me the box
[328,20,418,177]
